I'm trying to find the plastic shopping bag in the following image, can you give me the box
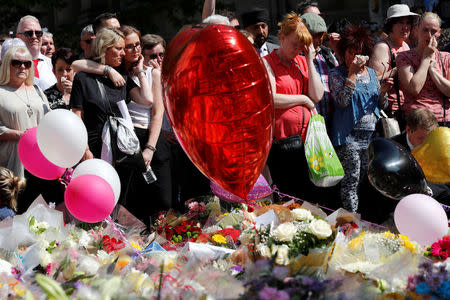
[304,112,344,187]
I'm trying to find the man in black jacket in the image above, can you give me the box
[391,107,438,151]
[241,8,279,57]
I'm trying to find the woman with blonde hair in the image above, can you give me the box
[70,27,153,216]
[0,41,50,178]
[0,167,25,220]
[263,12,324,200]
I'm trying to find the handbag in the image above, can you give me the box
[272,107,305,153]
[378,109,401,138]
[96,78,146,173]
[304,110,344,187]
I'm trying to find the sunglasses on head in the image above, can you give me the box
[11,59,32,69]
[18,30,43,38]
[148,52,164,60]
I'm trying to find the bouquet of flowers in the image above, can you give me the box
[328,230,424,293]
[241,259,344,300]
[248,207,335,276]
[425,235,450,261]
[406,260,449,299]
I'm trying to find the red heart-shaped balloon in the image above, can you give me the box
[162,24,273,200]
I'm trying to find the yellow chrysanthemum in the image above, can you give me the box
[399,235,416,252]
[212,234,227,244]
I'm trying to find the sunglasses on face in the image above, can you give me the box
[11,59,32,69]
[83,39,92,44]
[18,30,43,38]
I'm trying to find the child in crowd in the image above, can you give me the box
[0,167,25,220]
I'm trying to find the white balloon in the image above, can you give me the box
[72,159,121,204]
[394,194,448,246]
[37,109,88,168]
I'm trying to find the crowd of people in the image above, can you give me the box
[0,1,448,227]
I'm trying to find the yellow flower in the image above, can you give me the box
[383,231,397,240]
[131,242,142,251]
[309,154,324,171]
[212,234,227,244]
[348,232,366,250]
[399,235,416,252]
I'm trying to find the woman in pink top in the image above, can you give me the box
[263,12,324,200]
[397,12,450,126]
[369,4,418,127]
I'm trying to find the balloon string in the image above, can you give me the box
[105,216,144,260]
[271,186,389,230]
[58,168,73,188]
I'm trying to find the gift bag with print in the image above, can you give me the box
[305,112,344,187]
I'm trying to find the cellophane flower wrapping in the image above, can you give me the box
[327,229,425,293]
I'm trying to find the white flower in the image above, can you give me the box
[256,244,271,258]
[272,222,297,242]
[0,259,13,275]
[78,255,100,275]
[78,230,92,247]
[308,219,332,239]
[271,244,290,265]
[39,250,52,267]
[39,239,50,249]
[291,208,314,222]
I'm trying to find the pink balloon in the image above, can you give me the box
[65,174,115,223]
[394,194,448,246]
[211,175,272,203]
[18,127,65,180]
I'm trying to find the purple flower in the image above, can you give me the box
[258,286,290,300]
[426,273,443,292]
[272,266,289,280]
[419,261,433,274]
[231,265,243,272]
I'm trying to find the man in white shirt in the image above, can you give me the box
[16,15,56,91]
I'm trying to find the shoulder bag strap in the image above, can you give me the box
[295,61,307,137]
[33,84,50,113]
[438,51,447,122]
[95,78,115,116]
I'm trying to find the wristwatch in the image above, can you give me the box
[135,69,146,76]
[144,144,156,152]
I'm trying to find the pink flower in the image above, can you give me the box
[430,236,450,259]
[188,202,199,211]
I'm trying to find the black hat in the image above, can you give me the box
[241,8,269,29]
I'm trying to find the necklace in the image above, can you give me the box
[14,88,34,118]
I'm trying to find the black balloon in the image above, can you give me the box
[368,138,428,200]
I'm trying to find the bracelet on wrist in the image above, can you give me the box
[103,65,111,77]
[144,144,156,152]
[135,69,146,77]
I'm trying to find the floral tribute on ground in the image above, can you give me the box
[0,195,448,299]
